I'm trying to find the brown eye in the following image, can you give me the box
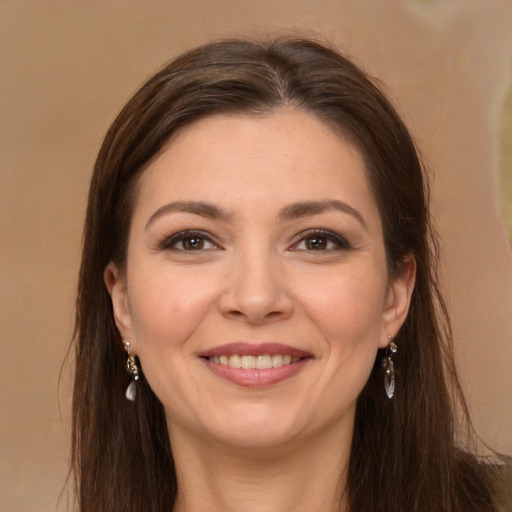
[158,231,218,252]
[181,236,205,250]
[305,237,328,250]
[291,230,351,252]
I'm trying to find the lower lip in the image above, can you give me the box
[202,358,311,388]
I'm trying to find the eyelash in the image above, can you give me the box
[157,229,350,253]
[290,229,351,252]
[157,230,219,252]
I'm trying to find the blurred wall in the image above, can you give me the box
[1,1,511,511]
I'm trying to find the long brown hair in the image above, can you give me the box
[71,37,501,511]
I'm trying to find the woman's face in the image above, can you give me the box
[108,110,414,450]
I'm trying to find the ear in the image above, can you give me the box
[104,262,136,353]
[379,255,416,348]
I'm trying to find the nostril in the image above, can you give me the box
[226,310,245,318]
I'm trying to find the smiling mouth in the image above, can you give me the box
[199,343,312,387]
[207,354,302,370]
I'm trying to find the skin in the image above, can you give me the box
[105,110,416,512]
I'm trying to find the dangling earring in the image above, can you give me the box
[382,335,397,399]
[123,341,139,401]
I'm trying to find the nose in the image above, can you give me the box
[219,250,293,325]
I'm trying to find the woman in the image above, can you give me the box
[71,37,506,511]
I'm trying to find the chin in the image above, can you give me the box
[167,400,311,452]
[211,422,306,453]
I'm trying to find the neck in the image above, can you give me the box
[169,421,352,512]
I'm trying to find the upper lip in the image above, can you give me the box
[198,342,312,359]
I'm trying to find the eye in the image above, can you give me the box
[158,230,219,251]
[177,236,212,251]
[290,230,350,252]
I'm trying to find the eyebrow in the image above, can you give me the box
[145,201,231,230]
[145,198,367,231]
[279,200,367,229]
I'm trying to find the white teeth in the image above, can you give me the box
[208,353,302,369]
[256,354,273,369]
[228,354,241,368]
[241,355,256,369]
[272,354,283,367]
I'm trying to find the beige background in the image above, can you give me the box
[1,1,511,511]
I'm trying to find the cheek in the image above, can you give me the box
[296,266,387,345]
[126,267,221,413]
[127,264,220,355]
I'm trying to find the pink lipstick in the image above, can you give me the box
[199,342,312,388]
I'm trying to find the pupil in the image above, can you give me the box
[306,237,326,250]
[183,237,203,250]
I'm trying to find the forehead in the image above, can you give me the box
[133,110,379,224]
